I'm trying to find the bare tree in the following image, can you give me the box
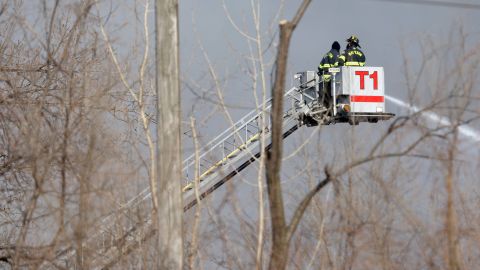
[0,1,121,268]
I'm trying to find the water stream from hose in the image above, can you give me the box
[385,95,480,142]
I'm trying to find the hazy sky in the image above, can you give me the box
[179,0,480,108]
[91,0,480,181]
[174,0,479,179]
[174,1,480,161]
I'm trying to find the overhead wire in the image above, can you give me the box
[367,0,480,10]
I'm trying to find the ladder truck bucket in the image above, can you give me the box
[295,66,395,125]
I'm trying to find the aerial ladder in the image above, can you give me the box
[57,67,394,269]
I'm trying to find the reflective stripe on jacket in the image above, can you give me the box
[318,49,340,81]
[336,47,366,67]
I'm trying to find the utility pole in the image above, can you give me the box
[155,0,183,269]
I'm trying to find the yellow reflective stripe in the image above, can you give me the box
[345,61,364,66]
[322,74,331,82]
[320,63,331,68]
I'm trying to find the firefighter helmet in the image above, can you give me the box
[347,35,359,44]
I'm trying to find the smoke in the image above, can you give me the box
[385,95,480,142]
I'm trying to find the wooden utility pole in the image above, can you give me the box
[155,0,183,269]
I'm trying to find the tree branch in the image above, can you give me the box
[290,0,311,28]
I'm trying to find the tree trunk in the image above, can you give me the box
[266,1,311,269]
[266,21,291,270]
[155,0,183,269]
[445,131,461,270]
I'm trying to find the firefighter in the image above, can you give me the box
[317,41,341,114]
[336,35,365,67]
[318,41,341,82]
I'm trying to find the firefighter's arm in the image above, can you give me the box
[336,54,346,66]
[318,56,328,74]
[359,52,366,66]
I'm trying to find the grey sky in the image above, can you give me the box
[177,0,480,186]
[180,0,479,104]
[177,0,480,160]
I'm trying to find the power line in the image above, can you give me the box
[368,0,480,9]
